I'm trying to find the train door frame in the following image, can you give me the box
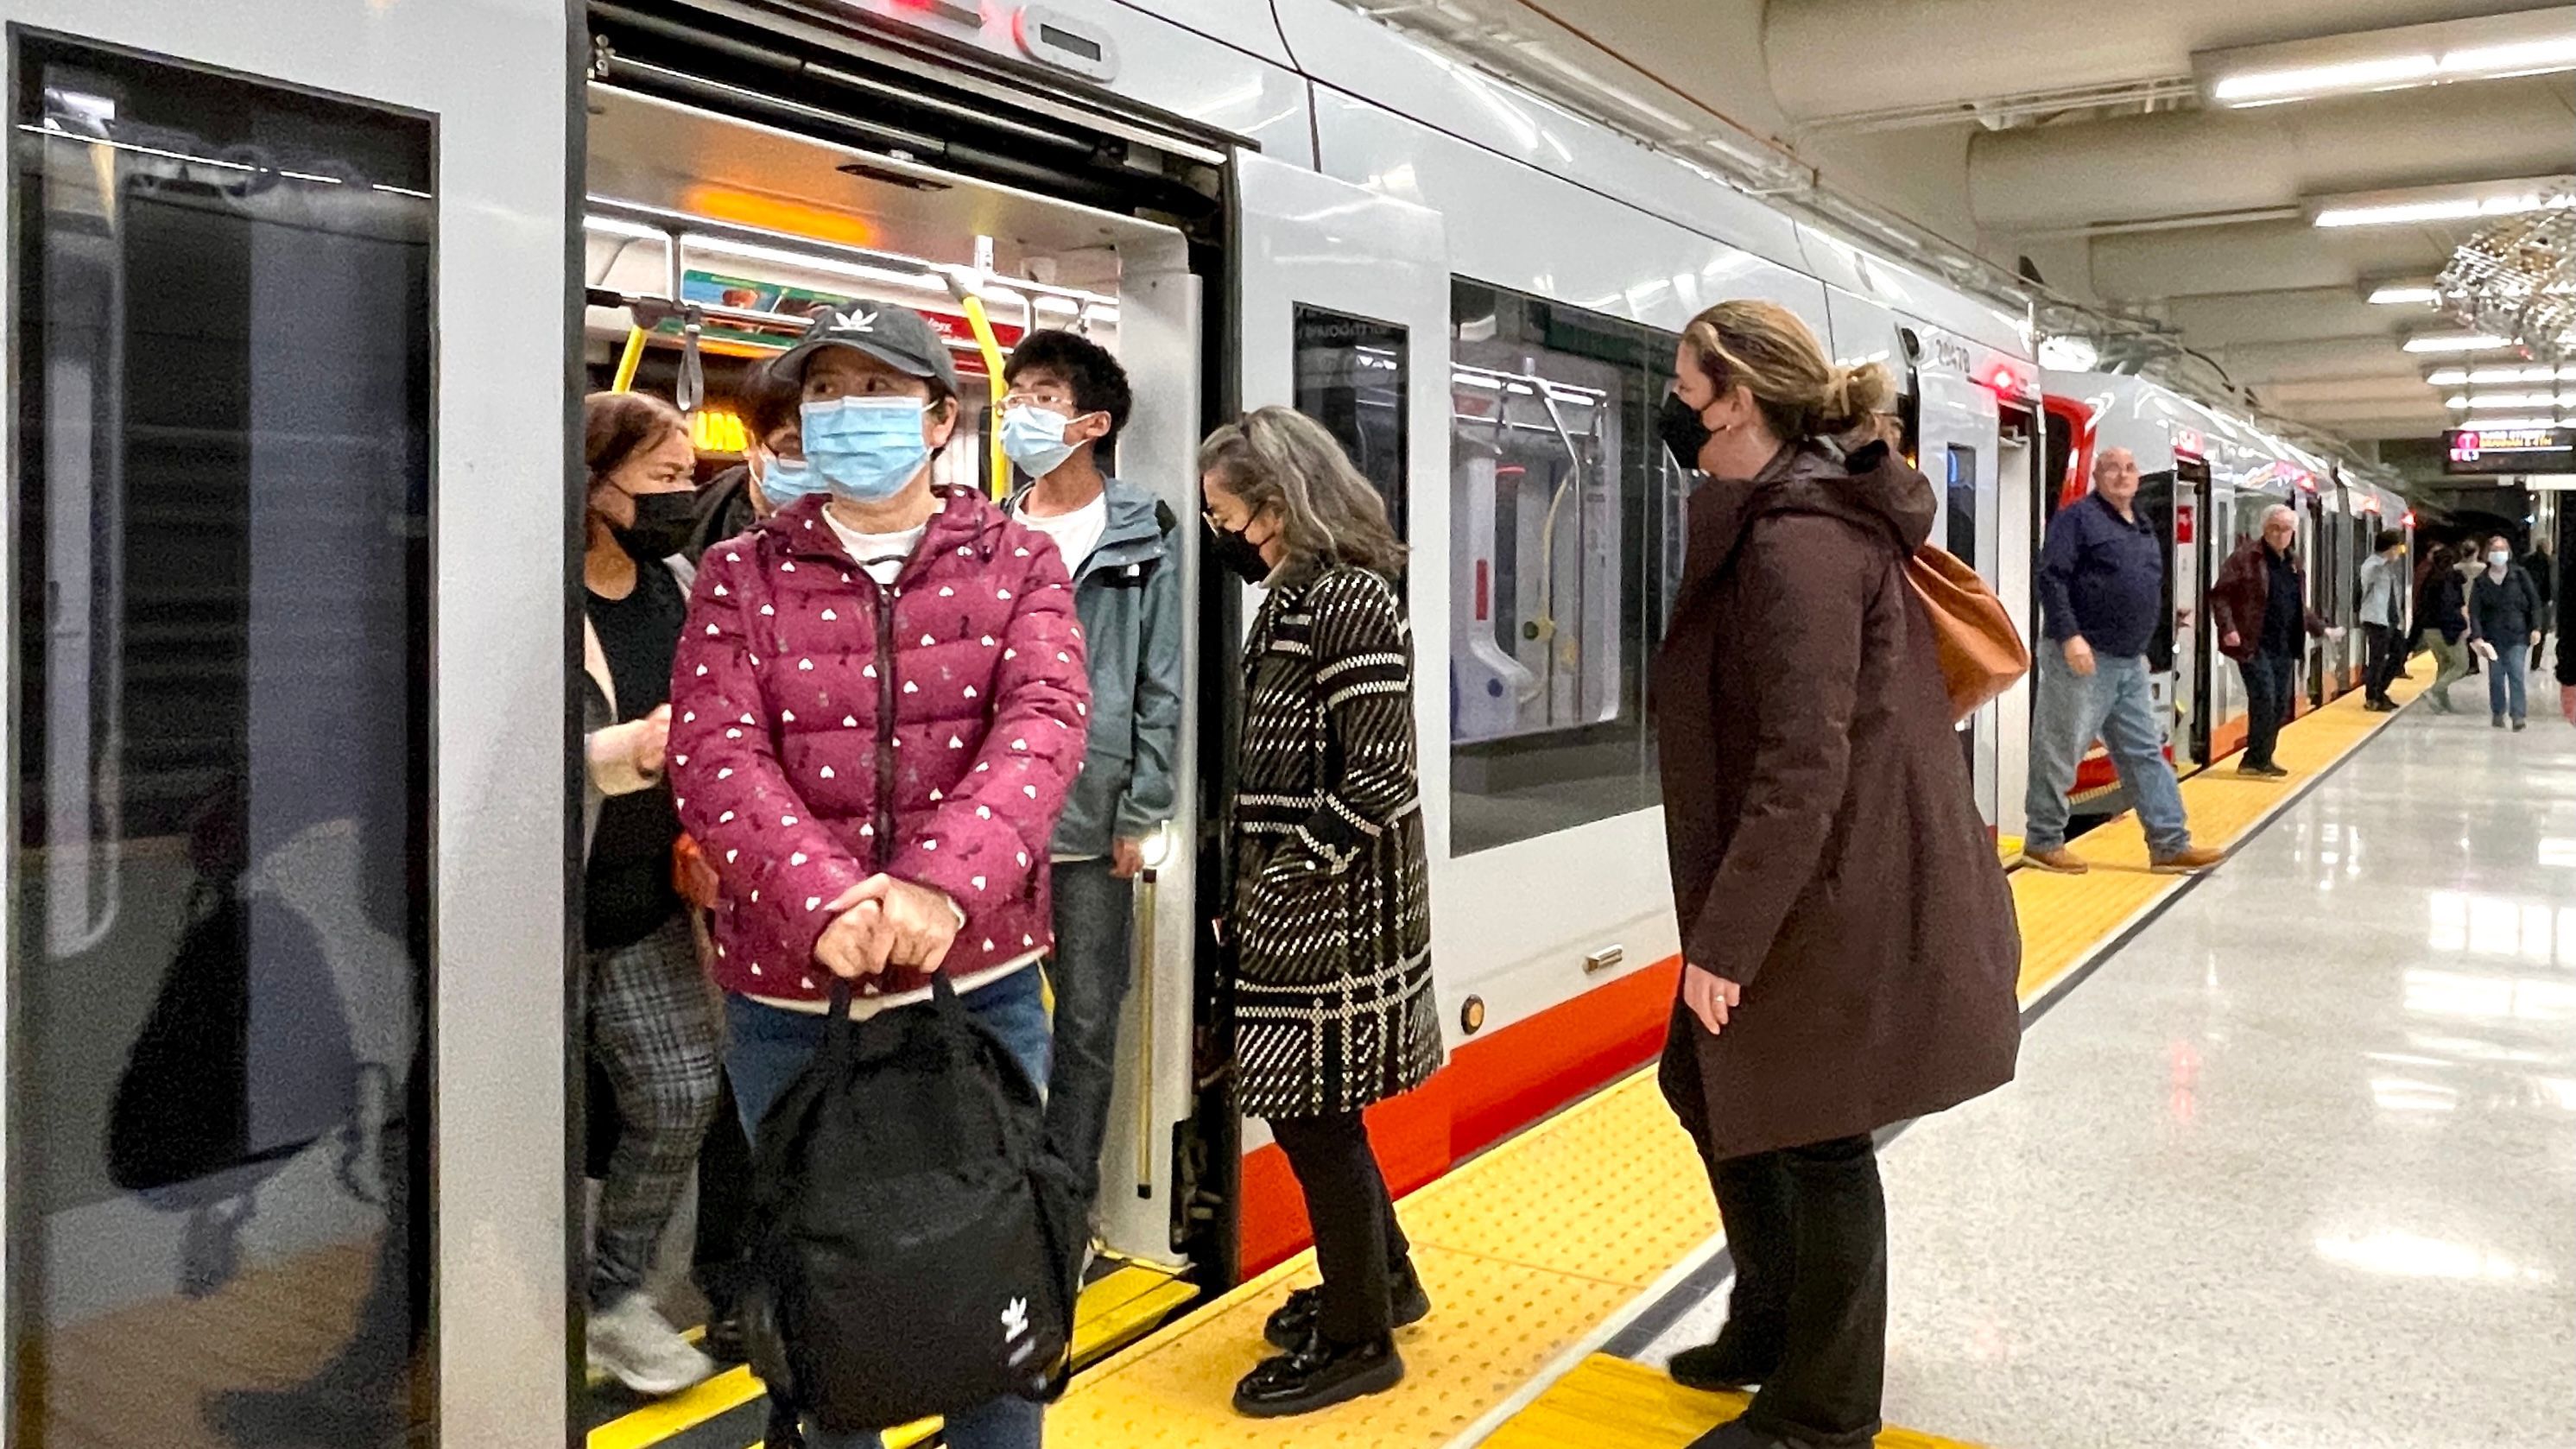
[1213,151,1447,1281]
[2318,486,2339,710]
[2176,454,2216,764]
[579,2,1245,1277]
[1913,364,2003,826]
[0,0,578,1440]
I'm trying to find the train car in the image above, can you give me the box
[0,0,2045,1439]
[2038,370,2412,817]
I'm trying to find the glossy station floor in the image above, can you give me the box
[1635,684,2576,1448]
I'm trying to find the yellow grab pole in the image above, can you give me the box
[611,324,648,393]
[958,291,1011,499]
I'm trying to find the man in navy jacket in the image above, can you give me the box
[2022,446,2223,875]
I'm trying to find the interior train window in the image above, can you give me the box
[1945,444,1978,563]
[1448,280,1679,855]
[1294,306,1408,533]
[9,38,434,1446]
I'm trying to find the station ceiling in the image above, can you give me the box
[1401,0,2576,448]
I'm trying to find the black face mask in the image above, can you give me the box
[1657,390,1712,474]
[1207,523,1273,585]
[609,488,699,563]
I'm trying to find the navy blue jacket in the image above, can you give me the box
[2035,491,2163,659]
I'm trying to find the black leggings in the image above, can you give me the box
[1268,1110,1414,1345]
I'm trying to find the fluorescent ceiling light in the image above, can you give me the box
[2403,333,2515,352]
[2460,392,2562,408]
[2199,7,2576,109]
[2212,54,2437,103]
[2313,182,2574,228]
[2427,368,2470,385]
[2368,285,2441,305]
[2464,416,2562,430]
[2439,364,2576,384]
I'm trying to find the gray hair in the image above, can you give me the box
[1199,406,1407,579]
[2262,503,2296,528]
[2092,446,2136,481]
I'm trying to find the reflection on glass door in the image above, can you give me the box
[8,37,434,1448]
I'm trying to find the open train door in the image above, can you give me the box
[1204,153,1448,1280]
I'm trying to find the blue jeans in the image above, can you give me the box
[2488,642,2529,722]
[2022,646,2191,856]
[725,965,1052,1449]
[1042,857,1136,1208]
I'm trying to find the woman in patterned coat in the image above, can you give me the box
[1199,406,1441,1419]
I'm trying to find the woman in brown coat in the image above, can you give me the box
[1649,301,2022,1449]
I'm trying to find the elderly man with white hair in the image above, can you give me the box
[2211,503,2335,775]
[2025,446,2225,875]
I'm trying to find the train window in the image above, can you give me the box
[9,38,433,1446]
[1449,281,1680,855]
[1294,306,1408,534]
[1945,444,1978,564]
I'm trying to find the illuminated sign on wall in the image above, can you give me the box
[2446,427,2576,474]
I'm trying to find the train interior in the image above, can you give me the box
[576,59,1219,1412]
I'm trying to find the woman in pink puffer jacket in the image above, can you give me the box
[665,301,1085,1449]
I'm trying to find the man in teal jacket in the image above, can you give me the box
[1001,330,1182,1212]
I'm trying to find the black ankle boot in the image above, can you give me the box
[1263,1265,1432,1350]
[1668,1317,1784,1392]
[1231,1332,1405,1417]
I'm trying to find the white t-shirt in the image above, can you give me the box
[754,509,1041,1017]
[1011,490,1108,578]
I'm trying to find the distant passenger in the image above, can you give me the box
[2022,447,2225,870]
[668,302,1088,1449]
[1202,407,1440,1420]
[2357,528,2408,712]
[997,330,1182,1219]
[2416,544,2473,714]
[2212,504,2335,777]
[686,358,815,562]
[1649,301,2021,1449]
[2556,536,2576,724]
[578,390,725,1395]
[2468,533,2544,731]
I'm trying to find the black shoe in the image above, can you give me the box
[1668,1319,1784,1392]
[2365,698,2396,712]
[700,1313,747,1365]
[1231,1332,1404,1417]
[1263,1268,1431,1350]
[1686,1415,1794,1449]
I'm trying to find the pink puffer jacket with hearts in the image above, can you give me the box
[668,487,1089,1002]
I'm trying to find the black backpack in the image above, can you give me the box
[744,973,1083,1444]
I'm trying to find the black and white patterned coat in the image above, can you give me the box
[1230,564,1440,1120]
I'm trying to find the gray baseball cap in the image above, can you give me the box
[775,301,964,398]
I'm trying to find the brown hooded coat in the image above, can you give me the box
[1653,441,2022,1161]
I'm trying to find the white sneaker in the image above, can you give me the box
[588,1294,718,1396]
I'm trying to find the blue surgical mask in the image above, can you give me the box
[754,452,822,507]
[1000,404,1081,478]
[803,396,931,504]
[2490,549,2511,568]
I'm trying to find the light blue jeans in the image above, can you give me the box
[2022,647,2191,857]
[725,965,1052,1449]
[2487,642,2529,723]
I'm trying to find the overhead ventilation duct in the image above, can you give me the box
[1965,79,2576,235]
[1763,0,2479,125]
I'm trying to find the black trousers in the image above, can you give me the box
[1709,1136,1888,1446]
[1269,1110,1414,1345]
[2364,623,2400,702]
[1043,856,1137,1208]
[2240,652,2298,769]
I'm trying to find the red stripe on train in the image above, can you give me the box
[1236,958,1686,1275]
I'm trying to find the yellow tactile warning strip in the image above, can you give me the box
[2010,673,2421,1002]
[1041,680,2419,1449]
[587,1256,1197,1449]
[1482,1354,1984,1449]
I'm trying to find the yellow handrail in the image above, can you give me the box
[958,292,1011,498]
[611,325,648,393]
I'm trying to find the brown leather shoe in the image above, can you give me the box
[2023,845,2089,875]
[2150,844,2225,874]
